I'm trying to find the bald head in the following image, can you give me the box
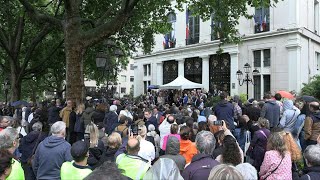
[310,102,320,112]
[126,138,140,155]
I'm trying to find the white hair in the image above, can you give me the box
[207,115,217,125]
[0,127,18,149]
[235,163,257,180]
[50,121,66,135]
[110,105,117,112]
[32,122,43,131]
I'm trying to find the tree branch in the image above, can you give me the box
[18,0,63,29]
[0,27,10,55]
[81,18,95,28]
[95,7,115,26]
[13,15,26,60]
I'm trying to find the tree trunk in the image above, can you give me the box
[9,59,21,102]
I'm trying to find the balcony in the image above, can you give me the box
[186,37,199,45]
[254,22,270,34]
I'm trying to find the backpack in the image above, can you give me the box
[114,126,128,138]
[82,110,94,128]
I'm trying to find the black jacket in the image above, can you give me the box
[18,131,47,163]
[92,110,105,124]
[300,166,320,180]
[47,106,62,124]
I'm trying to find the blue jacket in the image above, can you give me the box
[260,100,280,128]
[33,136,72,180]
[214,100,235,129]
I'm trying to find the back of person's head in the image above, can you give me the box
[304,144,320,167]
[85,123,99,148]
[51,121,66,136]
[96,104,106,112]
[207,115,217,125]
[167,115,175,124]
[83,161,127,180]
[235,163,257,180]
[219,92,228,100]
[138,124,147,138]
[258,117,269,129]
[214,130,225,145]
[280,131,302,161]
[198,121,209,132]
[71,141,89,163]
[267,131,287,158]
[119,116,128,124]
[238,116,248,129]
[195,131,216,155]
[222,135,242,166]
[309,102,320,112]
[0,128,18,150]
[0,150,14,177]
[185,117,194,128]
[109,105,117,112]
[194,109,200,116]
[274,93,282,101]
[170,124,179,134]
[107,132,122,149]
[179,126,191,140]
[208,164,244,180]
[148,124,155,132]
[264,93,272,100]
[126,138,140,155]
[32,122,43,132]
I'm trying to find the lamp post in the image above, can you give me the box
[95,39,124,99]
[236,63,259,99]
[3,78,10,104]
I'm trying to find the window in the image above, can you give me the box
[120,75,126,82]
[253,49,271,68]
[130,64,134,70]
[254,6,270,33]
[130,76,134,82]
[253,76,261,100]
[148,64,151,76]
[143,64,151,76]
[121,87,126,94]
[315,0,319,34]
[211,13,222,40]
[263,75,271,94]
[163,12,176,49]
[186,9,200,45]
[143,81,151,94]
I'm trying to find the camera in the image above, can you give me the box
[129,124,139,136]
[213,120,223,126]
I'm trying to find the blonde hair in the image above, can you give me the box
[281,131,302,161]
[85,123,99,148]
[76,103,85,114]
[107,132,122,149]
[137,125,147,140]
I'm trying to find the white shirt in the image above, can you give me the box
[28,113,34,123]
[138,139,155,162]
[159,119,172,148]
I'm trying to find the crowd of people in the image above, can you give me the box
[1,90,320,180]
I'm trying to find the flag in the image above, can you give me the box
[163,34,169,49]
[262,15,267,31]
[170,22,175,48]
[186,7,189,40]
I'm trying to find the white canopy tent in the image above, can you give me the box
[159,75,204,90]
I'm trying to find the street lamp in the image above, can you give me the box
[236,63,259,99]
[3,77,10,104]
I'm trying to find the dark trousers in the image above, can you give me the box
[21,162,36,180]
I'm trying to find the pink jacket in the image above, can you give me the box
[162,134,181,150]
[259,150,292,180]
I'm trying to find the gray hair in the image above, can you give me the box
[3,116,15,126]
[32,122,43,131]
[209,164,244,180]
[50,121,66,135]
[195,130,216,155]
[0,127,18,149]
[110,105,117,112]
[207,115,217,125]
[304,144,320,166]
[236,163,258,180]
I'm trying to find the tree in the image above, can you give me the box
[18,0,277,103]
[0,0,64,101]
[301,75,320,100]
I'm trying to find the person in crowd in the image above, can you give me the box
[247,117,270,172]
[0,150,15,180]
[214,92,235,130]
[235,163,258,180]
[304,101,320,146]
[86,122,105,169]
[0,116,9,131]
[212,130,225,159]
[152,106,162,125]
[143,158,183,180]
[137,125,155,162]
[274,93,283,116]
[47,100,62,126]
[84,161,128,180]
[19,122,47,180]
[116,138,151,179]
[114,116,128,138]
[279,100,301,133]
[147,124,160,158]
[104,105,118,135]
[161,136,186,171]
[82,101,95,129]
[92,103,106,124]
[119,105,133,120]
[300,144,320,180]
[159,114,175,153]
[293,101,307,149]
[32,121,72,180]
[207,115,223,134]
[0,127,25,180]
[233,97,243,124]
[259,131,292,180]
[59,100,73,135]
[105,132,122,162]
[234,115,250,152]
[260,93,280,129]
[198,121,209,132]
[179,125,197,164]
[68,102,77,144]
[74,103,85,141]
[144,109,158,131]
[194,109,205,123]
[208,164,244,180]
[182,131,220,180]
[244,99,261,122]
[162,124,180,151]
[216,135,243,166]
[60,140,92,180]
[185,117,197,142]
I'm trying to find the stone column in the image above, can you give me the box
[230,51,239,96]
[176,58,185,77]
[200,55,210,91]
[286,43,301,92]
[156,62,163,85]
